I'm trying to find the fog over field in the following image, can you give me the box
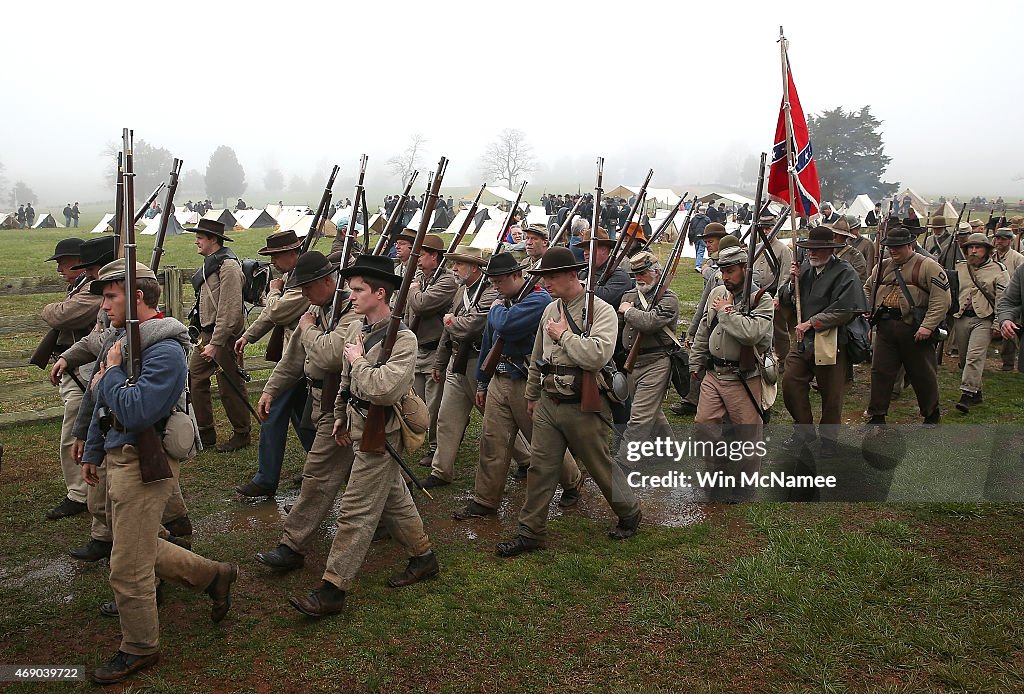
[2,0,1022,205]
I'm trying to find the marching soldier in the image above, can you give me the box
[425,246,530,488]
[405,233,458,467]
[288,255,437,618]
[574,226,634,308]
[672,227,738,415]
[831,219,868,282]
[41,237,100,520]
[845,215,876,276]
[233,230,314,497]
[689,245,774,499]
[616,251,679,467]
[187,219,251,452]
[993,228,1023,370]
[453,252,584,521]
[779,226,866,456]
[951,234,1009,413]
[255,251,362,571]
[52,236,193,564]
[864,226,951,426]
[496,248,642,557]
[922,215,953,260]
[83,260,236,685]
[996,261,1024,372]
[751,213,794,374]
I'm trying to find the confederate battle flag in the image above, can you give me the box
[767,63,821,218]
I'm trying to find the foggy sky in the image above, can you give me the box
[2,0,1022,206]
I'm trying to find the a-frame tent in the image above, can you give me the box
[203,209,237,228]
[0,213,19,229]
[31,213,64,228]
[90,213,116,234]
[234,209,278,230]
[140,213,187,237]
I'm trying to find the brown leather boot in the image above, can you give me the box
[387,551,439,587]
[206,562,238,623]
[215,434,250,453]
[92,650,160,684]
[289,581,346,617]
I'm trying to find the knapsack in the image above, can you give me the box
[241,258,272,306]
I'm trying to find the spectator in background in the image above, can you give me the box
[26,203,36,228]
[71,202,80,228]
[688,204,712,271]
[63,203,73,227]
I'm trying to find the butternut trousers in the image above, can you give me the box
[107,447,220,656]
[517,395,639,541]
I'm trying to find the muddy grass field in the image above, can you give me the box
[1,230,1023,691]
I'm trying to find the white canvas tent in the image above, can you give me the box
[90,213,116,234]
[203,209,237,228]
[140,213,187,237]
[606,185,681,207]
[233,209,278,229]
[897,188,931,218]
[175,207,201,226]
[445,207,493,237]
[468,218,508,251]
[476,185,519,204]
[269,205,311,221]
[937,201,959,221]
[844,194,875,223]
[275,210,310,232]
[697,191,755,207]
[0,212,19,229]
[281,213,337,239]
[31,213,63,228]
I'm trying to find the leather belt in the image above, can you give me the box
[962,308,978,317]
[306,376,324,389]
[419,340,439,351]
[711,356,740,368]
[639,345,675,356]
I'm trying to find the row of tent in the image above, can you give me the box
[0,212,72,229]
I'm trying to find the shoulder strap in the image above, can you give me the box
[965,261,998,309]
[561,300,584,336]
[893,265,916,308]
[636,289,681,347]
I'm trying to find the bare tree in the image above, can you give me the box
[387,133,427,187]
[480,128,536,188]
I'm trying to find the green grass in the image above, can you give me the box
[1,230,1023,691]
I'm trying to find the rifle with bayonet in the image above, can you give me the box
[737,153,767,373]
[579,158,604,413]
[150,159,183,271]
[414,183,485,334]
[622,194,694,372]
[360,157,448,453]
[442,185,494,374]
[867,200,894,327]
[600,169,653,285]
[119,129,174,484]
[478,196,583,377]
[373,171,420,256]
[638,191,688,253]
[299,165,341,255]
[318,157,369,406]
[264,164,341,363]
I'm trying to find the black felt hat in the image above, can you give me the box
[71,236,116,269]
[528,247,587,276]
[481,251,528,277]
[47,237,84,261]
[285,251,338,289]
[337,254,401,287]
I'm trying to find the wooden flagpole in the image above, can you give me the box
[779,25,803,325]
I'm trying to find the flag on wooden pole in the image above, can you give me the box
[768,28,821,218]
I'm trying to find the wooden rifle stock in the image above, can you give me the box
[29,328,61,369]
[622,194,696,372]
[122,128,172,483]
[580,157,604,413]
[362,157,448,453]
